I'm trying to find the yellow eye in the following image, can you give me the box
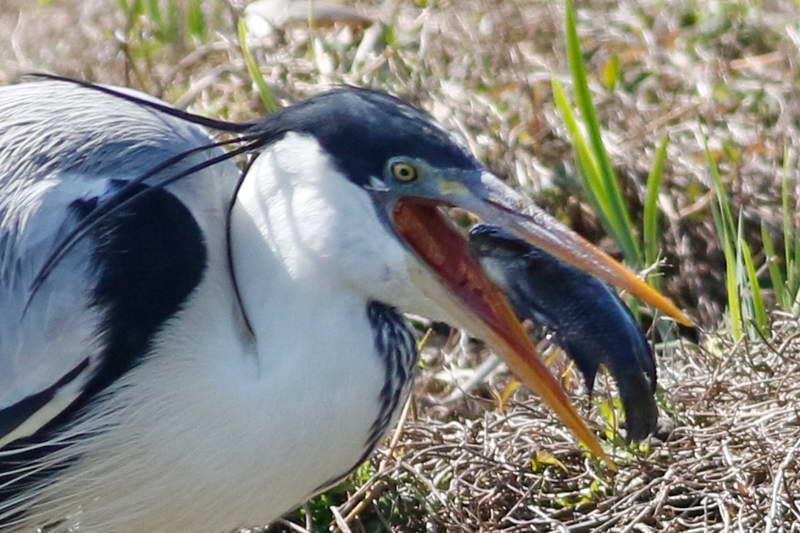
[391,162,418,182]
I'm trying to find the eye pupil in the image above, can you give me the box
[392,162,417,181]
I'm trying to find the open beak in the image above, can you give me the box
[390,171,692,468]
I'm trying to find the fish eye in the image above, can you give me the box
[391,161,418,182]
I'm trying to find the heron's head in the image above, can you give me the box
[229,87,692,463]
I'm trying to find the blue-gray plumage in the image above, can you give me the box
[469,224,658,441]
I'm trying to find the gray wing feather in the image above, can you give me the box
[0,81,234,443]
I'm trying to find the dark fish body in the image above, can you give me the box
[469,225,658,440]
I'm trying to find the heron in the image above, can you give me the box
[0,76,691,532]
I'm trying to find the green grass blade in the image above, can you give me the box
[792,228,800,313]
[187,0,206,40]
[711,201,742,339]
[551,80,610,216]
[783,148,793,264]
[564,0,640,266]
[602,54,619,92]
[237,18,279,112]
[781,148,797,302]
[167,0,180,40]
[146,0,163,33]
[705,136,742,339]
[573,156,619,243]
[704,137,737,233]
[762,219,786,310]
[145,0,178,43]
[132,0,144,17]
[738,214,766,335]
[643,135,669,280]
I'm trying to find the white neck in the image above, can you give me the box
[230,132,446,331]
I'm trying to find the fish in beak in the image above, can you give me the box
[469,224,658,442]
[388,168,691,467]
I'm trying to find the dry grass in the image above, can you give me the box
[3,0,800,531]
[339,315,800,532]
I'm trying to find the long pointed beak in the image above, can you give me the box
[390,171,691,468]
[460,172,693,327]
